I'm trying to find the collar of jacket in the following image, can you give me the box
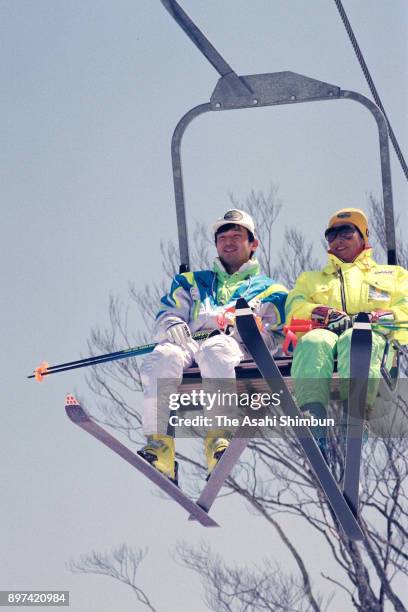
[323,247,376,275]
[213,257,261,282]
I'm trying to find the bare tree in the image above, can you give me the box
[272,227,320,288]
[76,189,408,611]
[69,546,157,611]
[174,542,330,612]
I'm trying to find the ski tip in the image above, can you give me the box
[65,393,80,406]
[65,394,88,423]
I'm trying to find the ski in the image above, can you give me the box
[189,437,249,520]
[235,298,364,541]
[65,395,218,528]
[343,313,372,516]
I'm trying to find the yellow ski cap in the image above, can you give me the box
[326,208,369,244]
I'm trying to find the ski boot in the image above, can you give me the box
[137,434,178,485]
[204,432,230,480]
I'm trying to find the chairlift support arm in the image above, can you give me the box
[160,0,253,97]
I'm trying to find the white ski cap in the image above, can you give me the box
[213,209,257,239]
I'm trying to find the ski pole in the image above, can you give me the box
[286,318,408,332]
[282,318,408,354]
[372,321,408,330]
[28,331,211,381]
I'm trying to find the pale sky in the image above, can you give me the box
[2,1,407,610]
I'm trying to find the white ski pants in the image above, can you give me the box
[140,334,244,435]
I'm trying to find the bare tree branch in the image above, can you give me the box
[272,227,321,288]
[68,546,158,612]
[230,186,283,277]
[174,542,326,612]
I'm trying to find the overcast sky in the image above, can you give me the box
[2,1,407,610]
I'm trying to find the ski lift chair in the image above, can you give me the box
[159,0,402,398]
[160,1,405,530]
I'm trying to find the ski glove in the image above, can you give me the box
[370,310,394,334]
[312,306,351,335]
[165,321,193,347]
[370,309,394,323]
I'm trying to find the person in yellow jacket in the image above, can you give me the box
[285,207,408,449]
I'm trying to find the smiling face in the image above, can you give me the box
[215,225,258,273]
[326,223,365,262]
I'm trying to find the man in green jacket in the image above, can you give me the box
[139,209,288,482]
[285,207,408,449]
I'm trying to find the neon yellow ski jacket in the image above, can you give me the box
[285,248,408,344]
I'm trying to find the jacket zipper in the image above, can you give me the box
[337,267,347,312]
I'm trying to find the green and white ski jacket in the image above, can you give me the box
[154,258,288,342]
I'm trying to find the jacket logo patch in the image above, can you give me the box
[224,210,243,221]
[373,270,394,275]
[368,285,390,301]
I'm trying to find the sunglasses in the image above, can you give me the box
[325,225,357,243]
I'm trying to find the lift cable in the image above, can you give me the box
[334,0,408,181]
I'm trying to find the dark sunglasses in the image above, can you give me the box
[325,225,357,243]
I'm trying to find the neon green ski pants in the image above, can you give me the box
[291,328,389,408]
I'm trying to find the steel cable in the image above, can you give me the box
[334,0,408,181]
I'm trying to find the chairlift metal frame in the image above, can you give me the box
[161,0,402,383]
[160,0,397,270]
